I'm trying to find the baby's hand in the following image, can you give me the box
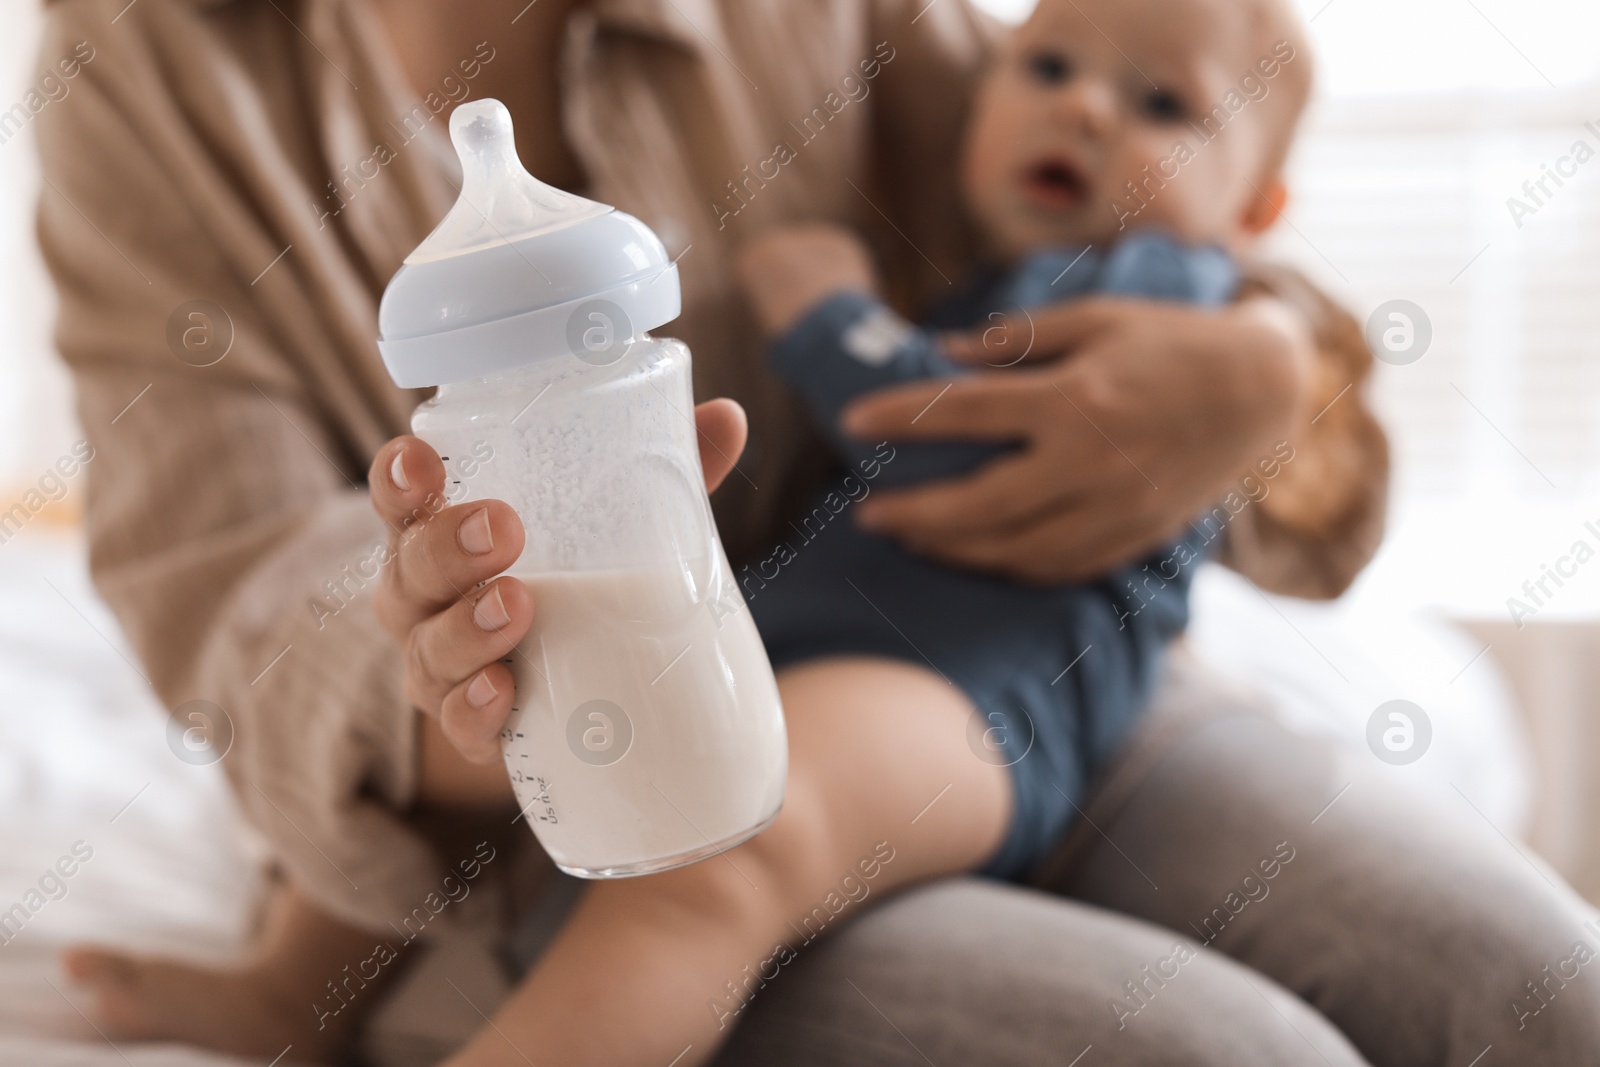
[738,223,879,337]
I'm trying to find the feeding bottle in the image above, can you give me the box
[377,99,787,878]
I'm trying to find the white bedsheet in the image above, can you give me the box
[0,532,1534,1067]
[0,530,268,1067]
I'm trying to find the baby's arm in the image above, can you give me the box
[739,224,1006,487]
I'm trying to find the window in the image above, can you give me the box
[1277,0,1600,619]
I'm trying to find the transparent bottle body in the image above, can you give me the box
[412,338,787,877]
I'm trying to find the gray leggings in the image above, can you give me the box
[704,656,1600,1066]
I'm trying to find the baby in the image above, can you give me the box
[68,0,1313,1063]
[735,0,1311,882]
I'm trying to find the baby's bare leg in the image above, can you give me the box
[445,655,1013,1067]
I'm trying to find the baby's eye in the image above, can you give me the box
[1025,51,1073,86]
[1142,88,1187,123]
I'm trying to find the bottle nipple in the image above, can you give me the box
[405,98,610,265]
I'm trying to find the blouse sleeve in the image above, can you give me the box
[1221,263,1391,599]
[35,0,442,933]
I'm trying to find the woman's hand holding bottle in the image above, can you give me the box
[365,398,748,766]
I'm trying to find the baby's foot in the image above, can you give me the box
[63,945,355,1064]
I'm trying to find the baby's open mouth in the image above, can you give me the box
[1022,158,1089,209]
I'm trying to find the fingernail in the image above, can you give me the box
[389,451,410,492]
[459,508,494,555]
[856,505,883,530]
[466,671,498,709]
[473,585,511,631]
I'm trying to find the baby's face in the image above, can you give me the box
[962,0,1300,259]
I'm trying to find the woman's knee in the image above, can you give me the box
[1044,703,1600,1065]
[717,880,1370,1067]
[1192,761,1600,1066]
[1450,898,1600,1065]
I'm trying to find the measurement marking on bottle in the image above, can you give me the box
[510,775,558,826]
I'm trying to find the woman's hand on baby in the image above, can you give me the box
[367,399,748,763]
[738,223,879,337]
[838,296,1316,583]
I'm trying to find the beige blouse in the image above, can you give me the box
[36,0,1386,931]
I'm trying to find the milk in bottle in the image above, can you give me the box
[376,99,786,877]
